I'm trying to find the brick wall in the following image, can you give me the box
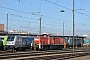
[0,24,4,32]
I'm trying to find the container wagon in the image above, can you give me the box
[0,36,8,50]
[84,38,90,47]
[68,38,83,47]
[34,34,64,50]
[5,35,35,51]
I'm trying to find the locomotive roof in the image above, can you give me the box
[50,35,85,38]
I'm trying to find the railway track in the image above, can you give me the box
[0,47,90,60]
[4,51,90,60]
[23,52,90,60]
[0,50,72,59]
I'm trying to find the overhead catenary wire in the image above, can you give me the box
[44,0,90,17]
[0,8,88,28]
[0,0,87,25]
[13,0,89,24]
[0,12,88,32]
[0,11,87,27]
[0,5,70,23]
[0,6,32,15]
[1,0,90,21]
[0,0,90,35]
[19,0,88,25]
[14,0,72,21]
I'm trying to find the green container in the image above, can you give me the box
[84,38,90,44]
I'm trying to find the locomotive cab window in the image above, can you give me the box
[7,36,14,41]
[0,38,4,41]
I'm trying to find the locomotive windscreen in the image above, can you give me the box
[7,36,14,41]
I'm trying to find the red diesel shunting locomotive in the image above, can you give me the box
[34,33,65,50]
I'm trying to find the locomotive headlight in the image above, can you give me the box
[12,42,14,44]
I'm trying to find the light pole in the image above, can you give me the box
[32,12,43,35]
[60,10,65,36]
[63,21,64,36]
[6,12,8,35]
[60,3,75,53]
[39,18,41,35]
[72,0,75,54]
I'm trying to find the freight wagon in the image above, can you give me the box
[34,34,64,50]
[0,36,8,50]
[63,36,84,48]
[68,38,82,47]
[5,35,35,51]
[84,38,90,47]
